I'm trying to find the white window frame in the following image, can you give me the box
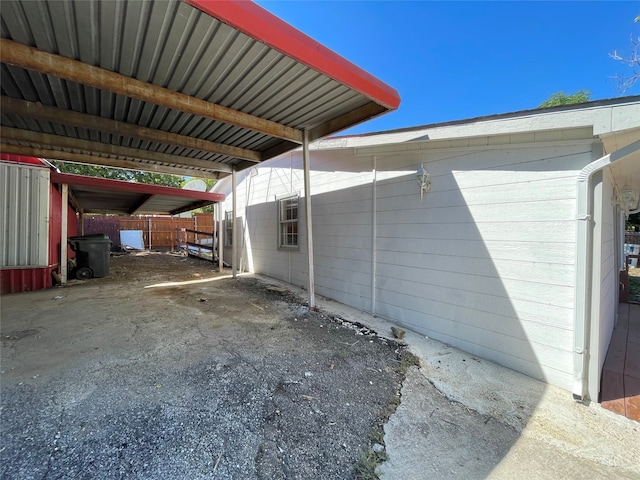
[278,195,299,250]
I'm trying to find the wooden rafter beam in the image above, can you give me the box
[0,144,221,179]
[170,201,216,216]
[0,38,303,144]
[67,188,83,214]
[1,127,232,173]
[0,96,262,163]
[308,101,388,143]
[129,194,155,215]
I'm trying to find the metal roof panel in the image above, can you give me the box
[1,0,400,176]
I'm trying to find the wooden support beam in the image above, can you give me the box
[170,200,216,216]
[67,189,83,213]
[128,194,155,215]
[308,102,388,143]
[0,38,303,144]
[0,143,220,179]
[1,127,232,173]
[0,96,262,163]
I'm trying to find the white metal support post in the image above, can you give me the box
[60,184,69,285]
[218,202,224,270]
[232,167,237,279]
[303,130,315,309]
[212,210,216,265]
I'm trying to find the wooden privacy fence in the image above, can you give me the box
[82,214,215,250]
[626,232,640,245]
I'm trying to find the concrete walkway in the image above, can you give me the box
[298,285,640,480]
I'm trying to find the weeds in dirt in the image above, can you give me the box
[398,350,420,374]
[336,348,351,360]
[368,428,386,448]
[355,430,388,480]
[355,448,388,480]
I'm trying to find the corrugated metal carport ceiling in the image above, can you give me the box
[50,170,226,216]
[0,0,400,179]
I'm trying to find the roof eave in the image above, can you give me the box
[186,0,401,111]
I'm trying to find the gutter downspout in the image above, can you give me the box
[573,139,640,401]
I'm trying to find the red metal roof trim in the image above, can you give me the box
[185,0,401,110]
[0,153,48,166]
[50,171,225,203]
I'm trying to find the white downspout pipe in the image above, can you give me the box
[573,139,640,401]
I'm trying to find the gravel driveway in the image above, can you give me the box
[1,252,409,479]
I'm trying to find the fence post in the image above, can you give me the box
[170,217,174,252]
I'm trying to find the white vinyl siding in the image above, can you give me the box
[371,143,592,389]
[0,162,50,268]
[212,135,603,391]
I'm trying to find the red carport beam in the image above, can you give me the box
[185,0,401,111]
[50,172,226,203]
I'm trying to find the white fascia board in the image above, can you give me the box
[310,102,640,155]
[595,103,640,135]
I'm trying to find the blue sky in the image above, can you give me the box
[256,1,640,135]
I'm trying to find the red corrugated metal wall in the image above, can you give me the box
[0,155,77,295]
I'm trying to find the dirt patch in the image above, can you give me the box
[1,252,409,479]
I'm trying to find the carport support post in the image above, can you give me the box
[211,211,216,264]
[303,130,315,310]
[232,167,237,279]
[60,183,69,285]
[218,202,224,270]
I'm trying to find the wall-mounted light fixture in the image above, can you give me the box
[620,184,639,218]
[416,163,431,201]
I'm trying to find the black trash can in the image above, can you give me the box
[68,234,112,280]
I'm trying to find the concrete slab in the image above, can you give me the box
[296,287,640,480]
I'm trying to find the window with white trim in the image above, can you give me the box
[225,211,233,246]
[278,195,299,249]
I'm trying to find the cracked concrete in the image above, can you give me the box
[301,287,640,480]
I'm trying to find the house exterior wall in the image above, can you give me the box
[371,141,593,389]
[214,133,600,391]
[220,151,376,311]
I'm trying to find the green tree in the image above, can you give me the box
[538,90,591,108]
[53,161,184,188]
